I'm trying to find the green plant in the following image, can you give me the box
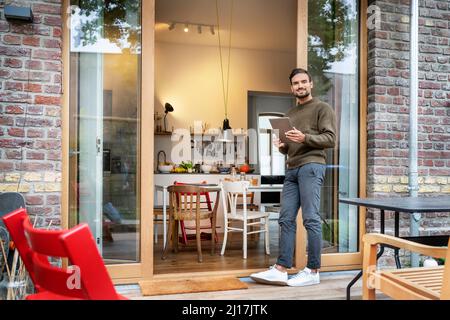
[180,161,193,170]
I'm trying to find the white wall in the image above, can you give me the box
[154,41,296,164]
[155,41,295,130]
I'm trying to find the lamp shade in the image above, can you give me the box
[217,118,233,142]
[164,103,174,113]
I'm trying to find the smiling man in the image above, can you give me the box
[251,68,336,287]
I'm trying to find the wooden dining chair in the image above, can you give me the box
[161,185,220,263]
[174,181,218,244]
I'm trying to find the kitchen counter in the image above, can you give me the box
[154,172,260,175]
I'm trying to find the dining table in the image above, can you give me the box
[339,196,450,300]
[154,183,284,247]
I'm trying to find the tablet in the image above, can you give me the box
[269,117,294,143]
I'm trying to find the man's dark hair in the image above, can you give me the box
[289,68,312,84]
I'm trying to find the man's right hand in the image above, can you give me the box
[272,135,285,148]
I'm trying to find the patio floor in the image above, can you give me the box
[116,270,389,300]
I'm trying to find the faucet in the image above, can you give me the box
[157,150,167,164]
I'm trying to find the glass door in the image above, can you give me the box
[68,0,142,265]
[302,0,361,265]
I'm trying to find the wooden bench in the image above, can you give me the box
[362,233,450,300]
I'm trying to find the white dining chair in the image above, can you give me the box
[220,180,270,259]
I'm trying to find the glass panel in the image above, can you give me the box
[258,115,286,176]
[308,0,359,254]
[69,0,142,264]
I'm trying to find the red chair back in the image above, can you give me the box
[2,208,126,300]
[1,208,43,292]
[23,218,124,300]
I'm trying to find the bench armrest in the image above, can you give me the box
[363,233,448,259]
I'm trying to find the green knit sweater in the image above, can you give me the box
[279,97,336,168]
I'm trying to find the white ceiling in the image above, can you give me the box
[155,0,297,52]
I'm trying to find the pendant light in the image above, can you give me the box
[216,0,234,143]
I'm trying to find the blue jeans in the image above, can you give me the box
[276,163,326,269]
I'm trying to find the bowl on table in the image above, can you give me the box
[218,167,231,174]
[158,165,173,173]
[200,164,212,173]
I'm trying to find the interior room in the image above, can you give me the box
[152,0,297,274]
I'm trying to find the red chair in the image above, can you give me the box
[173,181,218,244]
[2,208,127,300]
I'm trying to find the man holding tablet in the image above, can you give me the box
[251,68,337,287]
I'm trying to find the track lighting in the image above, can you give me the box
[166,21,216,35]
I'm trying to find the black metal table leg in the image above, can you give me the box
[346,209,386,300]
[394,211,401,269]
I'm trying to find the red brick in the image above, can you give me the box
[44,61,61,72]
[16,162,54,172]
[30,72,51,82]
[34,139,61,150]
[27,129,45,138]
[3,58,23,68]
[46,195,60,205]
[47,150,61,161]
[23,36,41,47]
[34,95,61,106]
[387,87,400,96]
[53,27,62,37]
[44,16,62,27]
[25,195,44,206]
[0,162,14,171]
[0,46,31,57]
[25,60,43,70]
[5,105,24,114]
[26,151,45,160]
[43,39,60,49]
[2,35,21,45]
[5,150,22,160]
[33,49,61,61]
[24,83,43,93]
[0,69,11,78]
[32,3,61,15]
[5,81,24,91]
[7,128,25,137]
[0,116,14,126]
[47,128,61,139]
[27,106,44,115]
[43,85,61,94]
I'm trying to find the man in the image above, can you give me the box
[250,68,336,287]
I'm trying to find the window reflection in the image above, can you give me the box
[307,0,359,254]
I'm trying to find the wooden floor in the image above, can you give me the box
[116,271,389,300]
[153,221,339,274]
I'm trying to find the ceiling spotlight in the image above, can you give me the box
[197,25,202,34]
[184,24,189,32]
[168,22,175,30]
[210,25,215,35]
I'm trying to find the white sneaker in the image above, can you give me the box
[250,265,288,285]
[287,267,320,287]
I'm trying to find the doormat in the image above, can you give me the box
[138,277,248,296]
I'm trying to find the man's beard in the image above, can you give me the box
[295,91,310,99]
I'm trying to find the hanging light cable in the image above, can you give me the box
[215,0,234,141]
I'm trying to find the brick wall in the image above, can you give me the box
[367,0,450,266]
[0,1,62,224]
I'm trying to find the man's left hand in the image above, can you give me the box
[285,127,306,143]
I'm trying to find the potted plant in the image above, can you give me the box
[180,161,194,173]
